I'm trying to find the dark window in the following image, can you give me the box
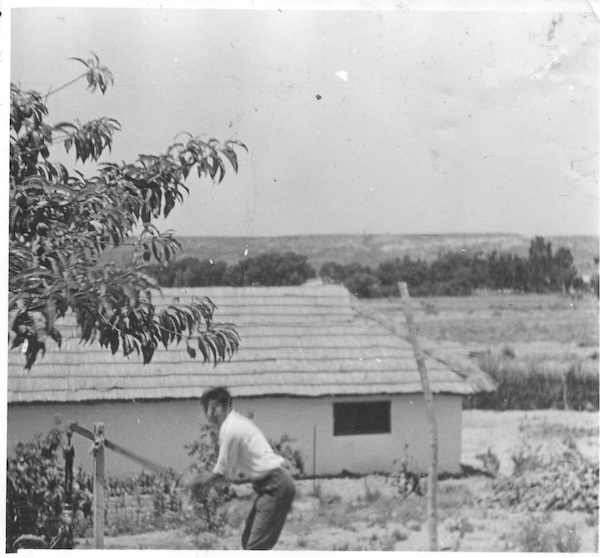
[333,401,391,436]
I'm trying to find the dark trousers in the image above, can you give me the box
[241,467,295,550]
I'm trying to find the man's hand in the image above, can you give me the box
[178,469,216,499]
[177,468,202,490]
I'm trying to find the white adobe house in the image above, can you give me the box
[7,284,493,479]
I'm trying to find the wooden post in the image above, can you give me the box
[93,423,105,550]
[350,286,439,550]
[313,425,317,490]
[562,370,569,410]
[398,282,439,551]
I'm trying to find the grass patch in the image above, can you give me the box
[513,513,581,552]
[362,479,382,503]
[519,419,599,440]
[438,482,476,510]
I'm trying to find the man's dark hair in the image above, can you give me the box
[200,387,232,412]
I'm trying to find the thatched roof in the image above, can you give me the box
[8,284,492,403]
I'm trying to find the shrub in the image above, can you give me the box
[390,449,424,498]
[363,479,382,503]
[514,514,581,552]
[6,425,95,551]
[489,443,598,513]
[145,257,229,287]
[438,483,475,510]
[225,251,315,287]
[182,423,230,536]
[515,513,555,552]
[149,469,182,525]
[71,468,93,537]
[269,434,306,477]
[475,447,500,477]
[444,516,474,550]
[554,524,582,552]
[344,271,383,298]
[445,516,474,535]
[7,427,66,551]
[319,261,347,284]
[380,527,409,550]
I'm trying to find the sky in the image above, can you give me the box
[5,0,600,238]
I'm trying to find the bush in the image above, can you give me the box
[269,434,306,477]
[182,423,230,536]
[6,426,94,551]
[489,442,598,513]
[514,513,581,552]
[475,447,500,477]
[225,251,315,287]
[344,271,383,298]
[320,261,348,284]
[146,257,228,287]
[103,469,182,536]
[7,425,228,546]
[390,449,424,498]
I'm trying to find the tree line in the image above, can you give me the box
[147,236,592,297]
[146,251,316,287]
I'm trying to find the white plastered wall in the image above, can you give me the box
[7,393,462,478]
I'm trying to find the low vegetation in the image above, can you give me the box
[7,427,72,551]
[485,442,598,513]
[7,414,599,552]
[469,354,599,410]
[5,424,307,552]
[514,514,581,552]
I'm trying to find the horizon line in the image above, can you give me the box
[173,232,600,239]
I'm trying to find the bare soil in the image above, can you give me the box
[77,408,599,552]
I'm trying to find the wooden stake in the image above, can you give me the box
[351,286,439,550]
[313,425,317,490]
[398,282,439,551]
[562,370,569,410]
[93,423,105,550]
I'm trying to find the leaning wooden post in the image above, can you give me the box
[313,425,317,491]
[398,282,438,551]
[93,423,105,550]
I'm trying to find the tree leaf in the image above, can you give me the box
[186,344,197,359]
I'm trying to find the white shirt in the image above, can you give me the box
[213,409,284,481]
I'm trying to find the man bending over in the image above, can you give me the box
[179,387,296,550]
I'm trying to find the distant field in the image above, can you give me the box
[105,233,599,275]
[365,292,600,348]
[364,292,599,411]
[363,292,599,377]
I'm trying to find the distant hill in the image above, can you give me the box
[174,234,599,274]
[103,234,598,274]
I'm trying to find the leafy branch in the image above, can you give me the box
[10,54,246,368]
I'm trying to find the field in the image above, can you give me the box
[364,292,599,376]
[74,291,599,552]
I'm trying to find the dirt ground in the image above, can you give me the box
[77,408,599,552]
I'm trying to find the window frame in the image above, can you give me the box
[332,400,392,437]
